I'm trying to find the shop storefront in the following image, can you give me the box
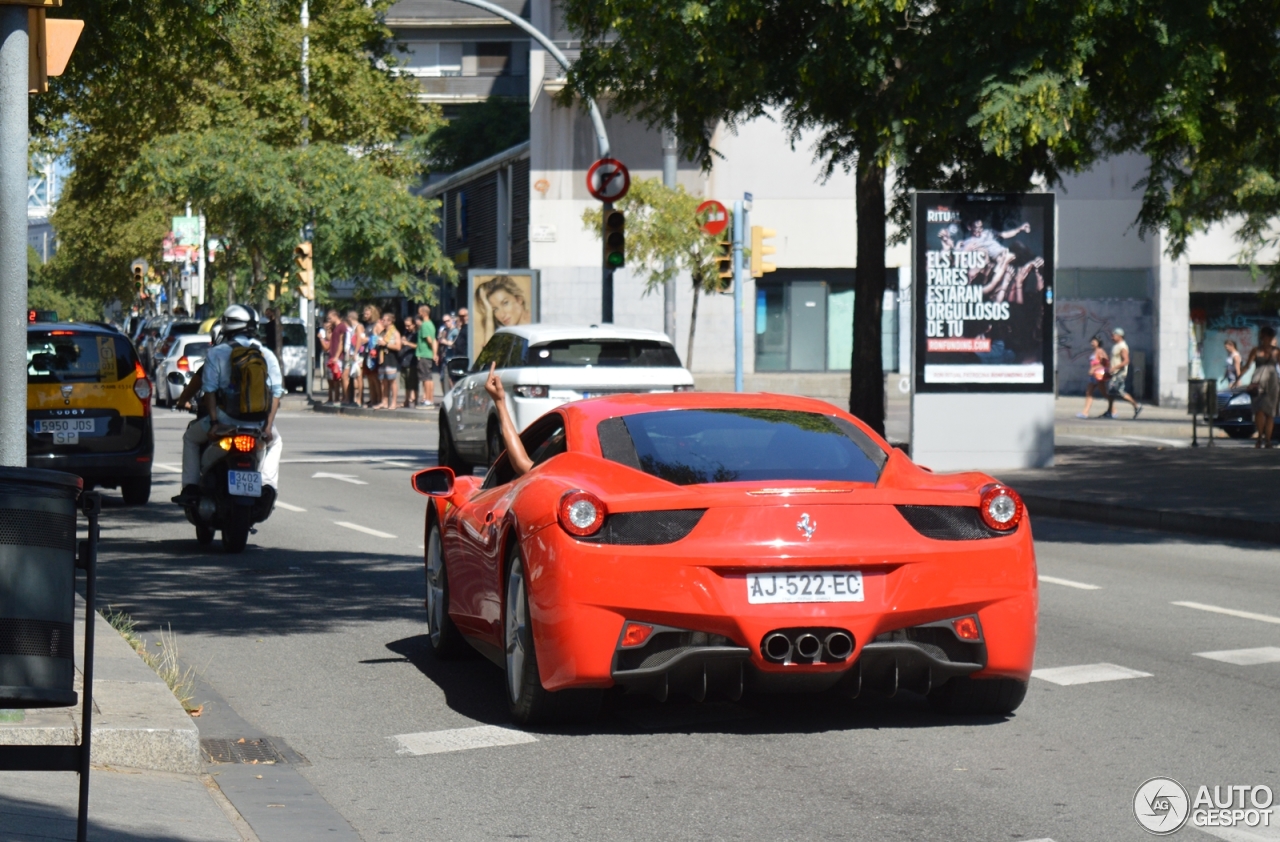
[1189,266,1279,388]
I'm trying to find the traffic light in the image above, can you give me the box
[293,241,315,300]
[603,210,625,269]
[714,239,733,292]
[750,226,777,278]
[132,263,146,296]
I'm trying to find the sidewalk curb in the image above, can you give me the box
[1023,495,1280,545]
[0,601,203,775]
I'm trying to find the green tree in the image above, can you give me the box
[37,0,444,306]
[427,97,531,173]
[583,178,724,367]
[562,1,1110,434]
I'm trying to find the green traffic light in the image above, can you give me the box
[607,251,625,268]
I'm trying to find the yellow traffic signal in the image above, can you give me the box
[28,10,84,94]
[715,239,733,292]
[293,241,315,301]
[750,226,776,278]
[131,264,145,294]
[603,211,625,269]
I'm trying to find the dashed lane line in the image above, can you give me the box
[334,521,396,539]
[1031,663,1153,686]
[1195,646,1280,666]
[1038,575,1101,590]
[1173,601,1280,626]
[312,472,368,485]
[275,501,306,513]
[392,726,538,756]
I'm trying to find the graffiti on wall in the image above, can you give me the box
[1056,299,1153,396]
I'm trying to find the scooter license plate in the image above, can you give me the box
[227,470,262,498]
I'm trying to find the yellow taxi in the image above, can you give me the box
[27,321,155,504]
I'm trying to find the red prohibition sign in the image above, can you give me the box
[696,200,729,236]
[586,158,631,202]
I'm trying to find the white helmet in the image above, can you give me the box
[210,324,225,345]
[220,304,259,337]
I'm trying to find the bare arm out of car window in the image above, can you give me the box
[484,362,532,476]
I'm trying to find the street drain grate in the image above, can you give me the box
[202,737,285,765]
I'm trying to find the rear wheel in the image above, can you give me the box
[928,676,1027,716]
[425,518,468,659]
[222,506,251,553]
[120,477,151,506]
[437,413,470,474]
[504,548,602,726]
[195,524,215,545]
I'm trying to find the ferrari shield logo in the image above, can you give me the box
[796,513,816,541]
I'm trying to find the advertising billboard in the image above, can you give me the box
[467,269,540,358]
[912,192,1055,392]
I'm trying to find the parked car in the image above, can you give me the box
[1214,388,1280,440]
[157,333,211,407]
[438,324,695,473]
[278,316,308,392]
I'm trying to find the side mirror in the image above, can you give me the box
[411,467,455,497]
[446,357,470,381]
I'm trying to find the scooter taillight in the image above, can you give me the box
[232,435,257,452]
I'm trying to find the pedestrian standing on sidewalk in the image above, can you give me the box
[374,311,402,410]
[1077,337,1110,418]
[437,313,457,393]
[1224,339,1243,386]
[344,310,365,406]
[400,315,419,407]
[322,310,345,404]
[416,304,438,406]
[454,307,469,366]
[1104,328,1142,419]
[362,305,382,408]
[1234,326,1280,447]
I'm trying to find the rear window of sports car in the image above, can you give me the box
[598,409,886,486]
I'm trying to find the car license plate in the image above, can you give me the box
[227,470,262,498]
[746,571,864,604]
[36,418,96,435]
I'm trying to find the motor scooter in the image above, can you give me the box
[178,421,275,552]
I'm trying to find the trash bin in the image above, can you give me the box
[0,466,82,708]
[1188,379,1214,416]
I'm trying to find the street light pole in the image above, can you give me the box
[0,9,27,466]
[662,125,677,342]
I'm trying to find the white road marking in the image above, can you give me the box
[1195,824,1280,842]
[275,501,306,512]
[334,521,396,539]
[1038,575,1101,590]
[391,725,538,756]
[153,462,181,473]
[1195,646,1280,666]
[1031,663,1152,686]
[379,460,415,469]
[1173,601,1280,626]
[312,472,368,485]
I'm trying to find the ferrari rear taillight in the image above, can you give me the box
[979,484,1023,531]
[558,489,606,537]
[952,616,981,641]
[620,622,653,648]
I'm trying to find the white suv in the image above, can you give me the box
[438,324,694,472]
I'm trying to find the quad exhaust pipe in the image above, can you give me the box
[761,629,855,663]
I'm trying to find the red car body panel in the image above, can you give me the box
[425,392,1038,693]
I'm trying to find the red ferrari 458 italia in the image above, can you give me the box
[411,392,1037,726]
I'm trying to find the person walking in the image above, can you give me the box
[1104,328,1142,418]
[373,311,402,410]
[1224,339,1243,386]
[1077,336,1110,418]
[399,315,419,408]
[1233,326,1280,447]
[416,304,438,406]
[453,307,469,366]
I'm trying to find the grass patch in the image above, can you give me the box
[103,606,199,712]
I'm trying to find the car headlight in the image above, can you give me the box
[1228,393,1252,406]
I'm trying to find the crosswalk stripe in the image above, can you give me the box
[1039,575,1101,590]
[392,725,538,756]
[1195,646,1280,666]
[1173,601,1280,626]
[334,521,396,539]
[1031,663,1152,686]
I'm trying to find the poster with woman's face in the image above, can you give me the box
[467,270,539,357]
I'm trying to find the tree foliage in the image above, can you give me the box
[37,0,449,307]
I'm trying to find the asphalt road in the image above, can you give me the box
[91,408,1280,842]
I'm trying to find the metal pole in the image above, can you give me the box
[76,492,101,842]
[662,126,677,343]
[732,200,744,392]
[301,0,309,141]
[444,0,609,158]
[601,201,613,323]
[0,8,26,467]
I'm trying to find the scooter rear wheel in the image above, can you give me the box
[195,524,215,545]
[222,506,251,553]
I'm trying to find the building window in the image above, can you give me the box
[754,272,898,373]
[476,42,511,76]
[1056,268,1150,299]
[405,41,462,77]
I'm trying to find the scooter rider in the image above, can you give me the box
[173,305,284,508]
